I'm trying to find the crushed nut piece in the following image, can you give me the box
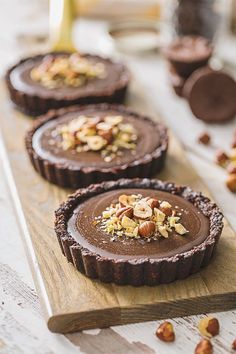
[174,223,188,235]
[116,206,133,219]
[156,321,175,342]
[133,200,152,219]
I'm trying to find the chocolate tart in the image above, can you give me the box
[6,52,130,116]
[164,36,213,78]
[55,178,223,286]
[25,104,168,188]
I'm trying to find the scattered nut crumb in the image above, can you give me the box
[215,150,229,167]
[155,321,175,342]
[198,132,211,145]
[195,338,213,354]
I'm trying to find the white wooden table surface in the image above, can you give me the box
[0,1,236,353]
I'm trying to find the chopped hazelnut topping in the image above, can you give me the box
[30,53,106,89]
[97,194,189,240]
[51,114,137,162]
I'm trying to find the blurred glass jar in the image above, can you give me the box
[171,0,228,41]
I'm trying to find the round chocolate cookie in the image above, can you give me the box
[6,52,130,116]
[55,178,223,286]
[184,67,236,123]
[25,104,168,188]
[164,36,213,78]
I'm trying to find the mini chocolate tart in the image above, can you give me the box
[25,104,168,188]
[6,52,130,116]
[164,36,213,78]
[55,178,223,286]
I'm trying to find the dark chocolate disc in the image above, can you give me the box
[184,67,236,123]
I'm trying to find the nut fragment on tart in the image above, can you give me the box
[6,52,130,116]
[25,104,168,188]
[55,179,223,286]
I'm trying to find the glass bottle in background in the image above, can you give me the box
[172,0,224,41]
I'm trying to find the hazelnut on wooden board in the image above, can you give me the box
[232,339,236,350]
[215,150,229,167]
[227,162,236,175]
[155,321,175,342]
[198,132,211,145]
[138,221,155,238]
[195,338,213,354]
[226,174,236,193]
[198,316,219,338]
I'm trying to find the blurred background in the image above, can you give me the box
[2,0,236,71]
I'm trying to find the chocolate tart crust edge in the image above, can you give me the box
[54,178,224,286]
[25,104,168,188]
[5,52,130,116]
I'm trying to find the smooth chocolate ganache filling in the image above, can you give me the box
[32,107,161,169]
[9,53,126,100]
[68,188,210,260]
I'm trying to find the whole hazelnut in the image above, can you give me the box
[195,338,213,354]
[138,221,156,238]
[232,339,236,350]
[198,132,211,145]
[226,174,236,193]
[156,321,175,342]
[198,316,219,338]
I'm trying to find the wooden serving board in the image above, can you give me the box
[1,81,236,334]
